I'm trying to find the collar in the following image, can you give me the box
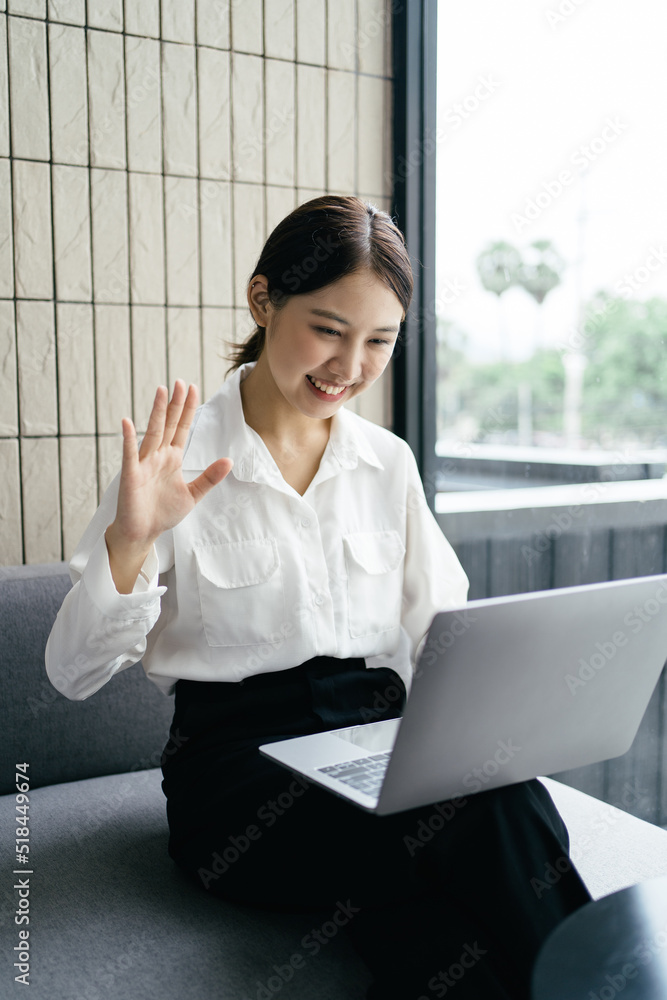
[182,362,385,486]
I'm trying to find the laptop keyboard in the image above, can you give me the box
[316,751,392,797]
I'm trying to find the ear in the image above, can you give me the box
[247,275,272,327]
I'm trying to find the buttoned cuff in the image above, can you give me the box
[81,532,166,620]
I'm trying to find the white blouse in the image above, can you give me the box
[45,361,469,701]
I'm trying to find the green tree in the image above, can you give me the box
[436,323,564,445]
[580,294,667,446]
[436,291,667,450]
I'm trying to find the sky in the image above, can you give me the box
[435,0,667,362]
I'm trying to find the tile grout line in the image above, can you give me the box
[44,9,67,561]
[5,11,25,564]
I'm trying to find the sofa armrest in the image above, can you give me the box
[0,562,175,793]
[539,776,667,901]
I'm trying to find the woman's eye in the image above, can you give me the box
[315,327,392,346]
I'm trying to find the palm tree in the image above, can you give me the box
[475,241,521,357]
[515,239,566,350]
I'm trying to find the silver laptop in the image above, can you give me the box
[260,574,667,815]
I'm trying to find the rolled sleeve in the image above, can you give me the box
[45,474,169,701]
[82,532,163,619]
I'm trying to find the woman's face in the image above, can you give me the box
[251,269,404,417]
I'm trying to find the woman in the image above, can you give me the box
[46,196,591,999]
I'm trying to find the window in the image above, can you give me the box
[388,1,667,828]
[435,0,667,492]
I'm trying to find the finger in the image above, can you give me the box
[171,383,200,451]
[187,458,234,505]
[160,379,188,449]
[120,417,139,469]
[138,385,168,459]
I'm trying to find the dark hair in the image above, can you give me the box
[224,195,413,375]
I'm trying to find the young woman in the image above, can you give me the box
[46,196,591,999]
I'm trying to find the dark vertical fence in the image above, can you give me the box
[438,499,667,827]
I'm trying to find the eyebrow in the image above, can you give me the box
[310,308,400,335]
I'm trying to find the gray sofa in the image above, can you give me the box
[2,562,667,999]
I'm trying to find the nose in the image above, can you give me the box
[328,339,364,384]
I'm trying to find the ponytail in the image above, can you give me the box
[224,327,265,372]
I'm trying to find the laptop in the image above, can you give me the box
[260,574,667,815]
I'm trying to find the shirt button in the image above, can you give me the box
[301,517,311,528]
[314,594,324,606]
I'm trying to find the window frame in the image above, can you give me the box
[391,0,439,512]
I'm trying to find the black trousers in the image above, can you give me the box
[161,655,592,1000]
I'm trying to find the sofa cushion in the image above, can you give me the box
[0,767,373,999]
[0,563,176,793]
[3,770,667,999]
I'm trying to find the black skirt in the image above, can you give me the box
[161,655,406,873]
[160,654,592,1000]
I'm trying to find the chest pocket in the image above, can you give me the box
[343,530,406,638]
[193,538,286,647]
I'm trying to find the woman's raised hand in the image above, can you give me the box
[105,380,233,593]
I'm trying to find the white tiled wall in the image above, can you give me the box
[0,0,393,564]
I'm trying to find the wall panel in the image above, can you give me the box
[0,1,395,564]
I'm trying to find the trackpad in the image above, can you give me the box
[333,718,401,753]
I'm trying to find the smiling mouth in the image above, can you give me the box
[306,375,350,396]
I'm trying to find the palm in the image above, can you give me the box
[114,381,232,546]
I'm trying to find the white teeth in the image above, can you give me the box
[308,375,346,395]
